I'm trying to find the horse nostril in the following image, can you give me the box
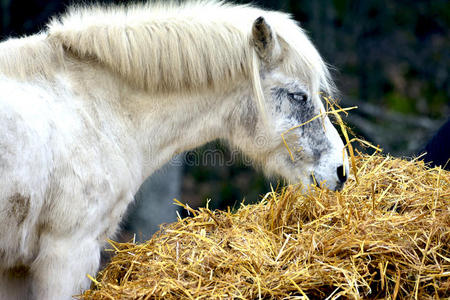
[337,165,347,183]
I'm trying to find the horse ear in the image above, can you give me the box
[251,17,281,65]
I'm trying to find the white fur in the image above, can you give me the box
[0,1,348,299]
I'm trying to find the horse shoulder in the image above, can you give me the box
[0,80,55,268]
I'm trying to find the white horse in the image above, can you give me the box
[0,1,348,299]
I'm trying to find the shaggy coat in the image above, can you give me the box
[0,1,348,299]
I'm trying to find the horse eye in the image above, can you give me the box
[287,92,308,103]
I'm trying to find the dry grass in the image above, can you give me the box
[81,153,449,299]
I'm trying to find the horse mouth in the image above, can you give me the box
[334,182,344,191]
[309,174,344,191]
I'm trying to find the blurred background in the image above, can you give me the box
[1,0,448,240]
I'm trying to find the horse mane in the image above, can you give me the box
[47,0,334,95]
[0,34,58,80]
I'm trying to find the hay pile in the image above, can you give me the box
[82,154,449,299]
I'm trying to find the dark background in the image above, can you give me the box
[1,0,448,213]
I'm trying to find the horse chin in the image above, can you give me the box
[271,166,314,192]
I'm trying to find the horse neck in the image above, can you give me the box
[0,34,252,180]
[123,85,250,177]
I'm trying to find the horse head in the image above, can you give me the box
[232,16,349,191]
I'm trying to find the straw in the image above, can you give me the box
[81,153,449,300]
